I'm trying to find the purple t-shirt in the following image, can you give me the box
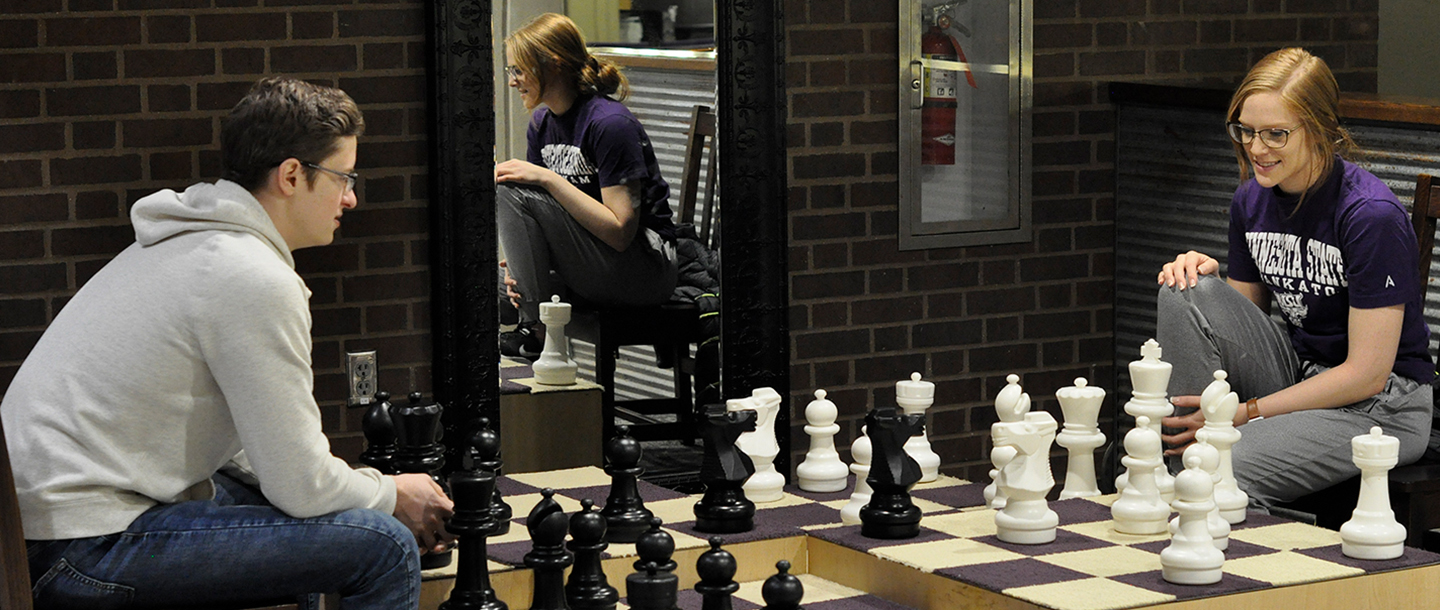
[1227,158,1433,383]
[528,94,676,240]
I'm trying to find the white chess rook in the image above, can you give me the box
[1161,454,1224,585]
[841,427,873,525]
[992,374,1059,545]
[1055,377,1106,499]
[986,374,1029,509]
[797,389,849,493]
[896,372,941,483]
[1340,427,1406,560]
[733,387,785,503]
[1112,416,1171,535]
[532,295,577,386]
[1198,370,1247,524]
[1116,339,1175,503]
[1169,441,1229,551]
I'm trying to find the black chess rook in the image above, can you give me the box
[602,425,653,543]
[565,499,619,610]
[693,406,757,534]
[524,489,573,610]
[859,406,925,539]
[439,469,507,610]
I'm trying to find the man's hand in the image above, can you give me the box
[1160,395,1204,456]
[392,473,455,555]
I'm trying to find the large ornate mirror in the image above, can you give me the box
[427,1,789,470]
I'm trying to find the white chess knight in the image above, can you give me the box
[841,426,873,525]
[896,372,941,483]
[1055,377,1106,499]
[731,387,785,503]
[1161,454,1225,585]
[1116,339,1175,503]
[532,295,577,386]
[1340,427,1407,560]
[1197,370,1247,524]
[797,389,849,492]
[985,375,1030,509]
[1112,415,1171,535]
[1169,440,1229,551]
[991,374,1059,545]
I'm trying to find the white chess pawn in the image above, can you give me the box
[532,295,577,385]
[985,374,1028,509]
[1198,370,1247,524]
[797,389,849,492]
[1112,416,1171,535]
[841,426,873,525]
[1340,427,1406,560]
[1161,454,1224,585]
[734,387,784,503]
[1116,339,1175,503]
[896,372,941,483]
[1169,441,1229,551]
[1055,377,1106,499]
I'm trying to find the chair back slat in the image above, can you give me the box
[1,417,34,610]
[1414,174,1438,290]
[676,105,718,247]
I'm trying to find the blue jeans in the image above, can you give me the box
[26,471,420,609]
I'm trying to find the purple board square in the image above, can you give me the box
[665,514,809,545]
[784,479,855,502]
[807,595,918,610]
[496,476,542,497]
[487,539,531,566]
[666,589,763,610]
[936,557,1090,591]
[1296,544,1440,573]
[971,529,1110,556]
[910,483,988,510]
[806,524,953,553]
[1050,496,1115,525]
[1132,537,1278,560]
[1228,511,1288,530]
[1110,569,1269,600]
[499,363,531,395]
[756,501,843,528]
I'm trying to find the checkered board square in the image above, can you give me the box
[614,573,917,610]
[499,356,600,395]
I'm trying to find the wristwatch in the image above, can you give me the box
[1246,397,1263,422]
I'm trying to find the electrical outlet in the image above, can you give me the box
[347,350,377,406]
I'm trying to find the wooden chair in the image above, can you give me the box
[568,105,719,444]
[1276,173,1440,548]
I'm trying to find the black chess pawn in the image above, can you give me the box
[624,518,678,610]
[392,391,452,568]
[693,537,738,610]
[565,499,619,610]
[525,488,573,610]
[602,425,654,543]
[469,417,513,536]
[360,391,397,474]
[439,469,507,610]
[693,405,757,533]
[859,406,925,540]
[759,560,803,610]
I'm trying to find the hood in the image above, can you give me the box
[130,180,294,268]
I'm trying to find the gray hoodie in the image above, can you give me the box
[1,180,395,540]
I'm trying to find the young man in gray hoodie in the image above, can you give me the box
[2,77,451,609]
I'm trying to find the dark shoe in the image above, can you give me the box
[500,323,542,361]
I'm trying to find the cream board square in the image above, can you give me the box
[515,377,602,393]
[733,573,865,604]
[1035,545,1159,578]
[1061,519,1170,546]
[1224,550,1364,586]
[922,508,999,539]
[1004,577,1175,610]
[509,466,612,489]
[753,492,821,510]
[646,496,700,526]
[606,527,709,557]
[504,491,586,520]
[912,474,971,490]
[871,537,1025,571]
[913,496,956,515]
[1229,521,1343,551]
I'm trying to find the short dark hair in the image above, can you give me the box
[220,77,365,192]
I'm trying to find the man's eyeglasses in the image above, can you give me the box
[1226,122,1299,150]
[301,162,358,193]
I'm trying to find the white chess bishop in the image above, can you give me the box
[1055,377,1106,499]
[896,372,941,483]
[985,375,1030,509]
[797,389,849,492]
[1197,370,1247,524]
[732,387,785,503]
[991,374,1059,545]
[1116,339,1175,503]
[1340,427,1406,560]
[1169,440,1229,551]
[532,295,577,386]
[1111,415,1171,535]
[1161,454,1225,585]
[841,426,873,525]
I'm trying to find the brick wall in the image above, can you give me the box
[784,0,1378,480]
[0,1,431,463]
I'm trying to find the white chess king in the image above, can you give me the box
[896,372,941,483]
[1340,427,1406,560]
[797,389,849,492]
[532,295,577,386]
[1055,377,1106,499]
[1117,339,1175,503]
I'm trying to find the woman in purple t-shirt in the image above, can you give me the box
[1154,48,1433,511]
[495,13,679,358]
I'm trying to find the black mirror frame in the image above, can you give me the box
[427,0,790,473]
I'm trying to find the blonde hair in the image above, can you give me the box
[506,13,629,107]
[1226,48,1356,198]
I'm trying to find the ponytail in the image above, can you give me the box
[580,54,629,101]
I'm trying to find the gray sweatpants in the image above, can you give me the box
[496,183,677,325]
[1155,275,1431,509]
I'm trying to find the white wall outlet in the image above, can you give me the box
[347,350,378,406]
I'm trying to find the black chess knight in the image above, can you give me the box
[525,489,573,610]
[860,406,925,539]
[693,405,758,534]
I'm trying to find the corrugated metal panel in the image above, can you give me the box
[1115,103,1440,392]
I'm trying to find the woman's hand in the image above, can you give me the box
[1160,395,1204,456]
[499,260,522,308]
[495,159,555,187]
[1158,251,1220,290]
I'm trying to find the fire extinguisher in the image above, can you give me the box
[921,8,977,166]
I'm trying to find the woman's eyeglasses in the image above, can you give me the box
[505,65,524,80]
[1226,122,1298,149]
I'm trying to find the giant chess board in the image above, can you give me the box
[420,466,1440,610]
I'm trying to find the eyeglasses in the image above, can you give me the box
[301,161,358,193]
[1226,122,1299,149]
[505,65,524,80]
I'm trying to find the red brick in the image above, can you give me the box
[52,224,134,256]
[341,207,426,238]
[1038,227,1072,253]
[789,28,865,56]
[793,153,865,180]
[1186,0,1249,12]
[51,155,142,186]
[0,123,62,154]
[795,329,870,359]
[342,271,427,302]
[48,85,141,116]
[968,343,1037,373]
[849,58,894,85]
[912,319,983,348]
[339,9,422,37]
[0,19,38,48]
[1235,18,1298,42]
[854,353,926,383]
[791,212,866,241]
[1336,16,1378,41]
[1020,253,1089,282]
[150,151,194,181]
[338,75,425,105]
[312,306,361,337]
[868,268,903,293]
[1131,20,1197,45]
[357,140,425,170]
[0,0,61,13]
[123,118,212,148]
[1024,311,1092,339]
[197,81,253,111]
[146,15,191,43]
[197,13,286,42]
[0,53,65,82]
[148,84,191,113]
[1288,0,1343,10]
[363,43,405,70]
[1035,23,1091,48]
[125,49,215,77]
[0,263,66,293]
[791,91,866,118]
[811,242,847,269]
[907,262,978,292]
[1079,0,1145,17]
[73,121,116,150]
[342,332,428,364]
[0,194,67,224]
[852,296,921,325]
[1033,140,1090,166]
[1034,52,1075,78]
[272,45,356,73]
[0,231,42,260]
[1033,81,1094,107]
[0,160,42,189]
[0,90,40,118]
[47,17,141,46]
[364,241,406,269]
[1079,51,1146,76]
[73,51,117,80]
[220,48,265,75]
[1097,22,1128,46]
[0,299,46,328]
[294,243,360,274]
[792,270,865,300]
[67,0,109,9]
[365,303,409,333]
[74,191,119,220]
[967,287,1036,316]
